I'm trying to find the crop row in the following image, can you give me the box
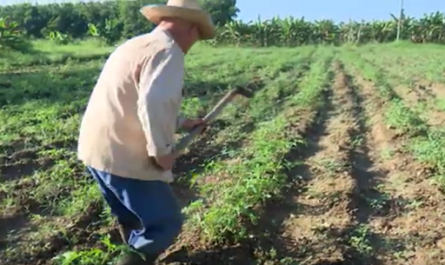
[182,48,333,244]
[341,51,445,191]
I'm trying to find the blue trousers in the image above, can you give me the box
[87,166,183,256]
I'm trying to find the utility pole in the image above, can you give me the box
[396,0,404,41]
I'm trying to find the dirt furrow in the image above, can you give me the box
[394,84,431,105]
[352,68,445,265]
[353,53,445,128]
[410,82,437,101]
[264,61,381,265]
[423,81,445,100]
[393,83,445,127]
[411,81,445,127]
[270,83,342,265]
[328,63,391,265]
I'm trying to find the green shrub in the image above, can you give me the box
[0,17,32,51]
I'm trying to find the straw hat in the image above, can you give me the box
[140,0,216,40]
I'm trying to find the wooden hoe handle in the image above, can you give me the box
[173,89,240,154]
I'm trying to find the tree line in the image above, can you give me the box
[214,12,445,46]
[0,0,238,41]
[1,1,445,49]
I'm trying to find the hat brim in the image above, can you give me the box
[140,5,215,40]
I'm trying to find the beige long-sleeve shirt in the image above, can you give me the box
[77,28,185,182]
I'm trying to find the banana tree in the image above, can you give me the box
[211,11,445,47]
[0,17,27,50]
[216,20,246,46]
[313,19,339,44]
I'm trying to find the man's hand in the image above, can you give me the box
[181,118,207,134]
[152,153,177,171]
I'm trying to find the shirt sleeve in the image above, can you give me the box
[137,47,184,157]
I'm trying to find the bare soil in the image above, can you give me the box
[259,61,379,265]
[353,69,445,265]
[427,82,445,99]
[2,60,445,265]
[393,82,445,127]
[232,61,445,265]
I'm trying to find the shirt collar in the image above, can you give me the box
[152,27,184,55]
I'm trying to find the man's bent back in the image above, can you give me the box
[78,28,184,183]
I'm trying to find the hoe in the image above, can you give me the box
[173,86,253,155]
[149,86,253,169]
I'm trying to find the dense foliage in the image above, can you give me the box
[0,1,444,48]
[214,12,445,46]
[0,17,31,51]
[0,0,238,40]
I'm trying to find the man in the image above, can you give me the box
[77,0,215,264]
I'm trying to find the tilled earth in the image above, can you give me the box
[1,60,445,265]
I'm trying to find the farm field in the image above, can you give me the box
[1,41,445,265]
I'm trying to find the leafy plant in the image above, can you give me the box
[52,236,126,265]
[47,30,72,45]
[88,18,121,45]
[0,17,30,51]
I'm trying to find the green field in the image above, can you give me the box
[1,39,445,265]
